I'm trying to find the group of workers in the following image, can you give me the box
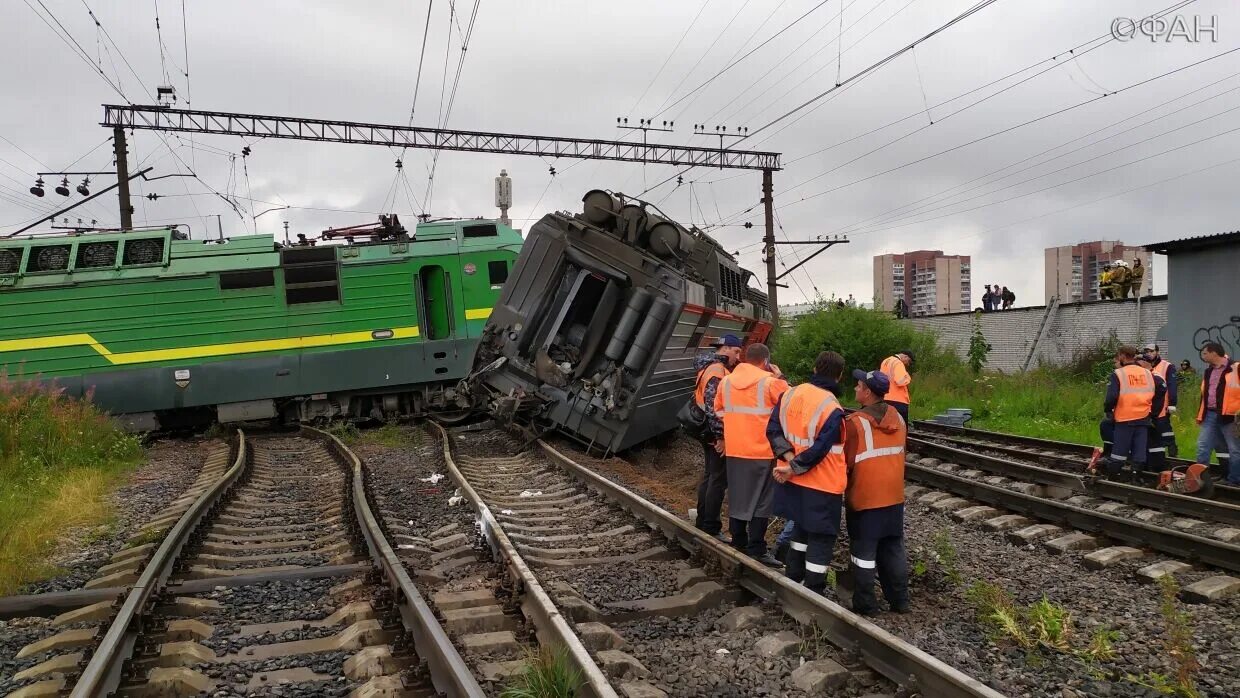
[691,334,914,616]
[1093,341,1240,487]
[1098,258,1146,299]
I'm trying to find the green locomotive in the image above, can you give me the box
[0,217,522,429]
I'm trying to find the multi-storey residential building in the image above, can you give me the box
[1044,241,1153,303]
[873,250,971,316]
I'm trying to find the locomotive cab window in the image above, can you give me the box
[463,224,497,238]
[281,247,340,304]
[487,260,508,285]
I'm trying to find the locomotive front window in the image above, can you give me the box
[463,224,498,238]
[487,260,508,285]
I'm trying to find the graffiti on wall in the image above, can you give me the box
[1193,316,1240,356]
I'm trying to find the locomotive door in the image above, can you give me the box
[414,264,464,379]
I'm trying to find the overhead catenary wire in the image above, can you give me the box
[627,0,713,117]
[425,0,483,209]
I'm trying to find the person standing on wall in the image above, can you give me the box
[1128,258,1145,298]
[1196,342,1240,485]
[767,351,848,595]
[879,351,913,423]
[1099,345,1163,480]
[982,285,994,312]
[693,334,742,542]
[843,368,910,616]
[714,343,788,566]
[1001,286,1015,310]
[1143,343,1179,458]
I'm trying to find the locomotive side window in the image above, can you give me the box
[487,260,508,285]
[220,269,276,290]
[463,224,498,238]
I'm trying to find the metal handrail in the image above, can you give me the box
[71,431,249,697]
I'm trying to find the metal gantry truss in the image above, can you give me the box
[101,105,781,171]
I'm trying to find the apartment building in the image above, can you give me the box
[1044,241,1153,303]
[873,250,971,316]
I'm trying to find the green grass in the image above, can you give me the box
[0,376,144,594]
[500,645,583,698]
[905,366,1202,459]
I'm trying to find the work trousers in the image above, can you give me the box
[694,442,727,535]
[784,523,835,594]
[729,516,770,558]
[1154,415,1178,458]
[1197,411,1240,485]
[1111,420,1149,470]
[850,535,909,614]
[887,401,909,424]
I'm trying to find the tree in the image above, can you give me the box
[772,306,949,384]
[967,311,992,374]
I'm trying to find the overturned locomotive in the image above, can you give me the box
[470,190,773,454]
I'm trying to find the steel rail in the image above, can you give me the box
[911,419,1240,505]
[909,438,1240,527]
[534,440,1005,698]
[431,422,618,698]
[905,462,1240,572]
[70,431,249,697]
[305,426,486,698]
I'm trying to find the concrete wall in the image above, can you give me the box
[1164,245,1240,364]
[903,297,1168,373]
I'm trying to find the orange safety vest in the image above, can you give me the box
[714,363,788,459]
[1150,360,1170,418]
[777,384,846,495]
[1113,364,1155,422]
[880,356,911,405]
[844,408,907,511]
[694,362,729,409]
[1197,361,1240,422]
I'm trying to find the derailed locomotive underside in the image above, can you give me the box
[469,190,771,454]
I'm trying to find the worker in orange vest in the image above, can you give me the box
[1098,345,1164,479]
[844,368,909,616]
[714,343,789,566]
[767,351,847,594]
[878,351,913,423]
[692,334,742,541]
[1142,343,1179,458]
[1196,341,1240,484]
[1135,356,1169,472]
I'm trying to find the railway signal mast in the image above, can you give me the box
[100,104,787,320]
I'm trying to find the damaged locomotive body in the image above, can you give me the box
[471,189,773,454]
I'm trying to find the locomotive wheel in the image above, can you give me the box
[435,408,474,425]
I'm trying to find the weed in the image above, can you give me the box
[931,529,962,587]
[910,558,928,578]
[360,423,422,448]
[798,622,826,658]
[1125,672,1194,697]
[324,421,360,444]
[967,311,992,374]
[500,645,583,698]
[1026,597,1073,652]
[0,375,143,593]
[966,581,1110,660]
[125,526,165,549]
[1084,626,1120,662]
[1154,575,1201,698]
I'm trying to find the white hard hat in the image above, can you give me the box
[1115,260,1129,268]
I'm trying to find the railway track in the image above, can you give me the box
[432,423,1004,698]
[911,419,1240,505]
[3,429,482,698]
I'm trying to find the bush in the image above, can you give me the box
[773,306,955,384]
[0,375,144,593]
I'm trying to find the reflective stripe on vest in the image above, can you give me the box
[855,414,905,463]
[779,386,843,449]
[1114,365,1155,422]
[722,377,772,415]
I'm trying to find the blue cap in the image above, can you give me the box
[852,368,890,396]
[710,333,743,348]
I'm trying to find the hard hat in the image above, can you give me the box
[1116,260,1128,268]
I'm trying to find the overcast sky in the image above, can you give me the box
[3,0,1238,306]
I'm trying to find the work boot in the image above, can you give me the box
[753,552,783,569]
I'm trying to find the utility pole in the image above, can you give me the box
[762,168,778,326]
[113,127,133,230]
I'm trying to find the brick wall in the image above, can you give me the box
[904,297,1168,373]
